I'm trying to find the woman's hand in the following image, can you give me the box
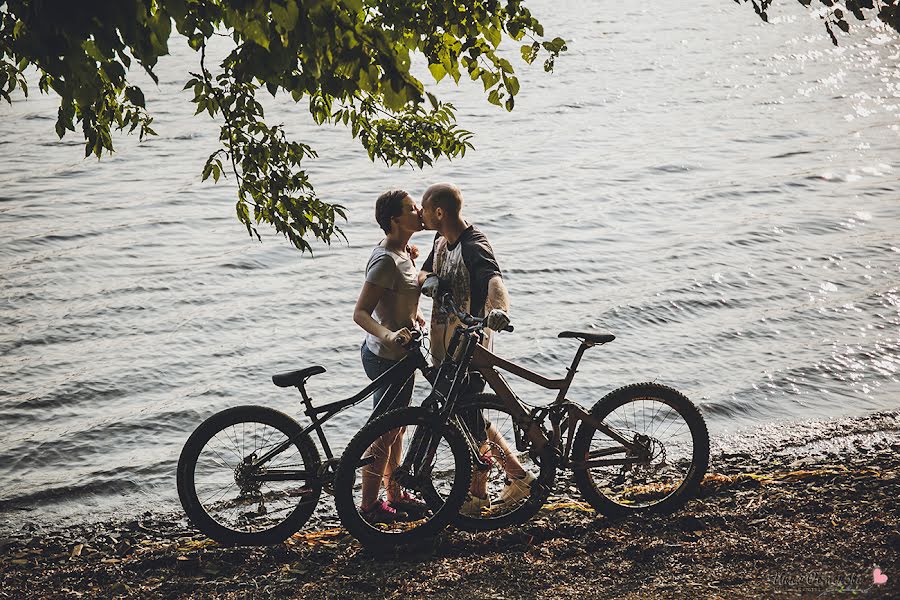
[385,327,414,349]
[415,309,426,327]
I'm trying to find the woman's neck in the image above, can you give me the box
[383,230,412,253]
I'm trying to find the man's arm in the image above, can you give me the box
[486,275,510,313]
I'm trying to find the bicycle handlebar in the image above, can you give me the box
[401,328,424,351]
[439,293,514,333]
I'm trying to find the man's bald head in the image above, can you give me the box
[422,182,463,216]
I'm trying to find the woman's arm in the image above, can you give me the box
[353,281,411,348]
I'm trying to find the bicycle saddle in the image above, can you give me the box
[272,365,326,388]
[558,331,616,344]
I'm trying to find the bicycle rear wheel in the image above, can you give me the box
[572,383,708,518]
[177,405,322,545]
[334,406,471,549]
[452,393,557,532]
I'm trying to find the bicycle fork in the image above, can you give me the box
[392,415,445,492]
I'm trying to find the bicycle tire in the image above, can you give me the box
[572,383,709,518]
[334,406,471,549]
[452,393,558,532]
[176,405,322,545]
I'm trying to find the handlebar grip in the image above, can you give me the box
[402,329,423,350]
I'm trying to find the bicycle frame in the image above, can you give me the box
[250,345,431,483]
[448,329,644,469]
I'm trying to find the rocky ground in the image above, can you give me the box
[1,411,898,599]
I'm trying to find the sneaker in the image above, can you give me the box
[361,499,398,524]
[498,471,537,505]
[390,492,429,520]
[460,493,491,517]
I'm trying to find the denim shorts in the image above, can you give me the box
[360,342,414,412]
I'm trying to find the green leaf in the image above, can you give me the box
[483,25,501,48]
[82,40,106,62]
[428,63,447,83]
[520,42,539,64]
[124,86,145,108]
[243,20,270,49]
[505,75,520,96]
[272,2,300,32]
[480,71,500,91]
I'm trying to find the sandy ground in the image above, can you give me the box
[1,411,898,599]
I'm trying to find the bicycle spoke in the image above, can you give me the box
[344,416,457,536]
[214,430,245,463]
[194,421,309,534]
[586,397,696,509]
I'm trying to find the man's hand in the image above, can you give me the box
[484,309,511,332]
[421,273,441,298]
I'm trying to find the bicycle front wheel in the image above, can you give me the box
[572,383,708,518]
[176,405,322,545]
[334,406,471,549]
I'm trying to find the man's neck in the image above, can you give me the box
[440,217,468,245]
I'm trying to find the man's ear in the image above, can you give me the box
[435,207,444,221]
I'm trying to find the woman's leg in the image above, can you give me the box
[360,344,395,510]
[384,375,414,503]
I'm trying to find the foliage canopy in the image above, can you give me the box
[738,0,900,45]
[0,0,566,251]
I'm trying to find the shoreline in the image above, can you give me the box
[1,411,898,598]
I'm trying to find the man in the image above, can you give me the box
[417,182,535,515]
[417,182,510,364]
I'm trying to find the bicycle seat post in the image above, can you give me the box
[555,342,592,403]
[297,385,315,415]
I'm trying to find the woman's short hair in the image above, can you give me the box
[375,189,409,234]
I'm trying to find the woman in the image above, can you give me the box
[352,189,426,522]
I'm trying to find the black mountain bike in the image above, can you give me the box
[175,331,460,545]
[334,294,709,546]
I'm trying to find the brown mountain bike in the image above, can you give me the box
[446,294,709,531]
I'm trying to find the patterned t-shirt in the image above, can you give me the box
[422,224,502,363]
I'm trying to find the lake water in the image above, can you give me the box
[1,1,898,532]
